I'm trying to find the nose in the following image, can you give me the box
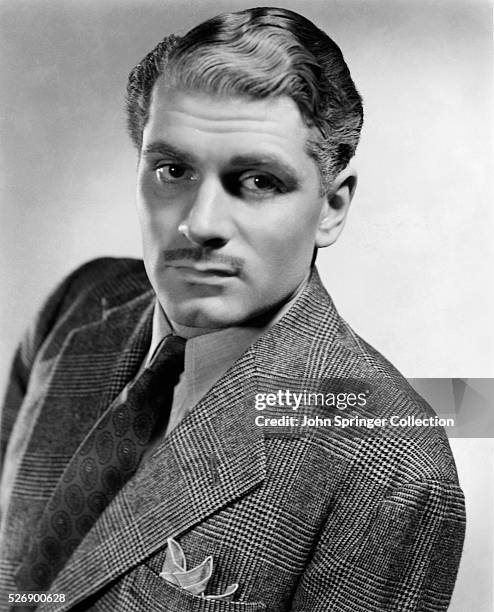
[180,176,233,248]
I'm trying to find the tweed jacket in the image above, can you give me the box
[0,258,465,611]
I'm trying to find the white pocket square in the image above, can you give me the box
[160,537,239,601]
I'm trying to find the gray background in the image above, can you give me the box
[1,1,492,609]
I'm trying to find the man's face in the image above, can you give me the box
[136,83,330,330]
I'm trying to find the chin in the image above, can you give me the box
[167,299,250,330]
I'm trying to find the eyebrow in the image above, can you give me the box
[229,154,300,189]
[142,140,301,189]
[142,141,197,165]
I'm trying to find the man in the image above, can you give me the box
[0,6,465,611]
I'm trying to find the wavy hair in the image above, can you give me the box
[126,7,363,191]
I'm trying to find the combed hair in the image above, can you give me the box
[126,7,363,191]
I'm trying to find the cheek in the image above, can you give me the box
[245,211,319,268]
[136,187,180,244]
[246,233,312,290]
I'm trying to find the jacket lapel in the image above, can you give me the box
[43,269,339,611]
[45,347,266,611]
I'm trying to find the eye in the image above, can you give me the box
[155,164,197,183]
[240,173,282,195]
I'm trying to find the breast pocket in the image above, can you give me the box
[129,564,266,612]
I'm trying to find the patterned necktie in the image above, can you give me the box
[17,334,186,592]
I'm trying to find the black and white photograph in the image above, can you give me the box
[0,1,492,610]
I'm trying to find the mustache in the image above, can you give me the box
[162,248,244,272]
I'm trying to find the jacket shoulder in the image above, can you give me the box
[18,257,150,373]
[313,316,460,484]
[1,258,150,465]
[333,317,419,400]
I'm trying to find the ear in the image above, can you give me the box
[315,167,358,248]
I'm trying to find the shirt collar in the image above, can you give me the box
[146,274,309,406]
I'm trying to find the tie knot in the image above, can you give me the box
[148,334,186,374]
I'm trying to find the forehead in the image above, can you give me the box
[142,80,317,169]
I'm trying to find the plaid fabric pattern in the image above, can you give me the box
[0,258,465,611]
[16,334,186,592]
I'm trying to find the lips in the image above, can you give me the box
[166,263,239,281]
[166,262,239,277]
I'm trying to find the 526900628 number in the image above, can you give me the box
[8,592,66,605]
